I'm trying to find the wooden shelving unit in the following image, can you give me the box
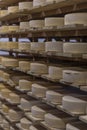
[0,0,87,130]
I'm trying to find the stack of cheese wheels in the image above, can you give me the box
[19,42,30,51]
[64,13,87,26]
[46,90,63,104]
[0,26,9,33]
[2,104,9,114]
[19,2,33,10]
[45,41,63,53]
[9,93,20,104]
[19,80,32,90]
[33,0,46,7]
[32,83,47,97]
[20,118,32,130]
[30,63,48,74]
[47,66,63,80]
[8,109,23,121]
[63,42,87,54]
[45,17,64,27]
[30,42,45,52]
[8,6,19,13]
[20,98,39,111]
[62,96,87,114]
[1,88,11,99]
[63,70,87,85]
[0,10,8,17]
[8,25,19,32]
[29,20,44,28]
[20,22,30,30]
[19,61,30,71]
[1,58,18,67]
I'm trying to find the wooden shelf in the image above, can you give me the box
[0,26,87,38]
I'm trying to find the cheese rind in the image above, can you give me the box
[20,118,32,129]
[19,80,32,90]
[29,20,44,28]
[19,61,30,71]
[33,0,46,7]
[30,42,45,52]
[8,6,19,13]
[20,22,30,30]
[19,2,33,10]
[18,42,30,51]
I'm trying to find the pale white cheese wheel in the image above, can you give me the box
[48,66,63,79]
[30,63,48,74]
[32,83,47,97]
[33,0,46,7]
[8,6,19,13]
[20,22,30,30]
[20,118,32,129]
[63,43,87,54]
[45,17,64,27]
[19,61,30,71]
[63,70,87,85]
[31,106,46,119]
[62,96,87,114]
[19,42,30,51]
[45,113,65,129]
[64,13,87,26]
[2,58,18,67]
[29,20,44,28]
[19,80,32,90]
[8,109,22,121]
[8,25,19,32]
[9,93,20,103]
[0,10,8,17]
[19,2,33,10]
[30,42,45,52]
[45,41,63,52]
[46,91,62,103]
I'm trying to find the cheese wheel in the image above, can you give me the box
[45,17,64,27]
[2,58,18,67]
[32,83,47,97]
[0,10,8,17]
[8,6,19,13]
[19,2,33,10]
[2,104,9,114]
[19,42,30,51]
[30,63,48,74]
[29,20,44,28]
[19,61,30,71]
[19,80,32,90]
[20,118,32,129]
[1,89,11,99]
[45,41,63,52]
[30,42,45,52]
[9,93,20,103]
[46,91,62,103]
[45,113,65,129]
[62,96,87,114]
[65,13,87,26]
[33,0,46,7]
[20,22,30,30]
[0,26,9,33]
[31,106,46,119]
[8,26,19,32]
[63,43,87,54]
